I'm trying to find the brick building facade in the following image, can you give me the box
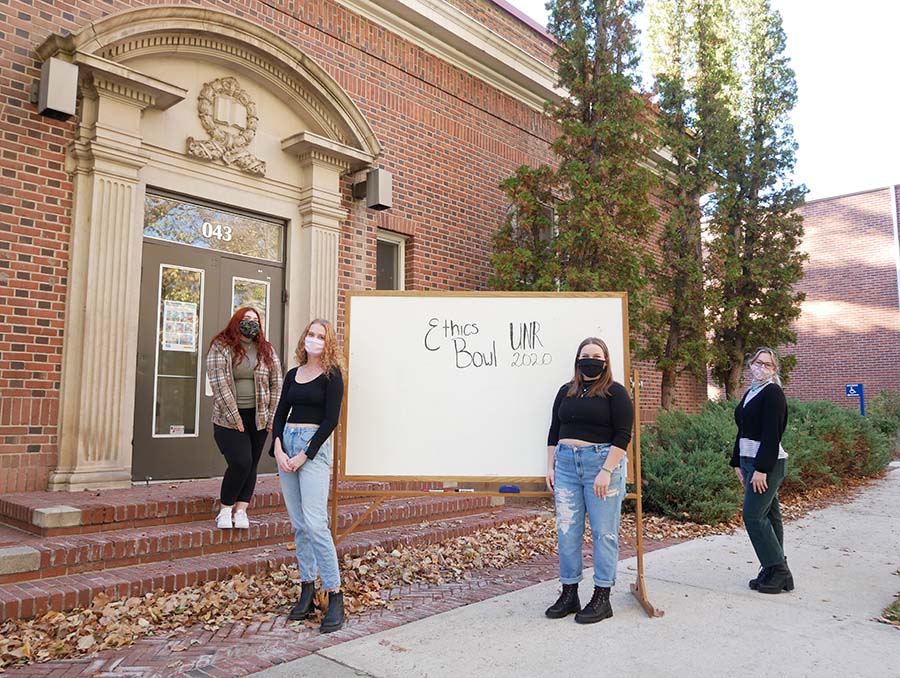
[0,0,706,493]
[784,186,900,405]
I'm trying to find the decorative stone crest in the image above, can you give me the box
[186,77,266,176]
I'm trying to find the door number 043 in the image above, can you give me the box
[202,221,233,242]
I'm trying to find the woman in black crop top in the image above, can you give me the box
[271,318,346,633]
[544,337,633,624]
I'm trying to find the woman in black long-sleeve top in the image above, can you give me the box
[544,337,634,623]
[730,347,793,594]
[271,318,346,631]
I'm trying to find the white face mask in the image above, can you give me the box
[304,336,325,355]
[750,362,773,382]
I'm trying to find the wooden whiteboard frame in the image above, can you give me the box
[337,291,632,484]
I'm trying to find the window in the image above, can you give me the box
[376,231,406,290]
[507,201,557,243]
[153,264,204,437]
[144,193,284,263]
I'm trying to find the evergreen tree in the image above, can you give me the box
[491,0,658,351]
[705,0,807,398]
[645,0,734,409]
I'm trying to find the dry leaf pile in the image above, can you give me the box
[0,517,560,669]
[0,477,881,669]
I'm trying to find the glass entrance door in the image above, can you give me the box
[133,193,285,481]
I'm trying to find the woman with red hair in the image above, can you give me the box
[207,307,282,529]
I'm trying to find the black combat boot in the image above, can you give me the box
[750,557,786,590]
[545,583,580,619]
[757,560,794,594]
[320,590,345,633]
[748,566,770,590]
[288,581,316,620]
[574,586,612,624]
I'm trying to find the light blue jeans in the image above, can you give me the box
[278,425,340,590]
[553,443,627,588]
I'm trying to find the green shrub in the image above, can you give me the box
[641,401,742,525]
[868,389,900,440]
[782,399,892,491]
[641,397,892,525]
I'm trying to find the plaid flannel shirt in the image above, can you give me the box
[207,340,283,431]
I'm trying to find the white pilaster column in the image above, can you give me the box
[49,65,186,491]
[282,133,374,351]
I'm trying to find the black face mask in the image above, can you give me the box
[577,357,607,379]
[239,319,260,339]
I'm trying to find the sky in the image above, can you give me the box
[503,0,900,201]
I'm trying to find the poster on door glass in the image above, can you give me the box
[162,300,198,352]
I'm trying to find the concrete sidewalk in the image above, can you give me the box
[251,466,900,678]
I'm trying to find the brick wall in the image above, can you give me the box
[783,187,900,406]
[0,0,706,492]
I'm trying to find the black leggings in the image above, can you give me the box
[213,408,269,505]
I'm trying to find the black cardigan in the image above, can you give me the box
[730,382,788,473]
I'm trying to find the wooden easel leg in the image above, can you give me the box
[631,575,664,618]
[630,369,664,618]
[334,496,387,546]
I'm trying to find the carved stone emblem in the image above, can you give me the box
[186,77,266,176]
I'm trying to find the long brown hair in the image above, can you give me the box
[294,318,346,378]
[209,306,276,370]
[566,337,614,397]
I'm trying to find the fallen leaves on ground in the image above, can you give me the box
[0,477,878,668]
[876,569,900,628]
[0,517,560,668]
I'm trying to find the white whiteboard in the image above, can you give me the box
[342,292,630,480]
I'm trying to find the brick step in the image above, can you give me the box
[0,476,441,537]
[0,494,498,585]
[0,506,545,621]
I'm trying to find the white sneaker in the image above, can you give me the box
[216,508,233,529]
[233,510,250,529]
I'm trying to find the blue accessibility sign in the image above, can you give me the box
[845,383,865,416]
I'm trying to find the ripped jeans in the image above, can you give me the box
[553,443,626,588]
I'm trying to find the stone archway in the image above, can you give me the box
[37,7,380,491]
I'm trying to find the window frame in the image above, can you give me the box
[376,230,406,291]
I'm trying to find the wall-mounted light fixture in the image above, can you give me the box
[352,168,393,211]
[36,57,78,120]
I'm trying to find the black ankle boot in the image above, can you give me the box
[750,556,786,590]
[749,566,770,590]
[288,581,316,620]
[320,590,345,633]
[545,583,580,619]
[575,586,612,624]
[757,560,794,594]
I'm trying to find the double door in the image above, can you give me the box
[133,240,284,481]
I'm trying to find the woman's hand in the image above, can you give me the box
[593,470,611,499]
[751,471,768,494]
[289,452,308,472]
[235,420,245,433]
[273,438,292,473]
[734,467,745,488]
[546,446,555,492]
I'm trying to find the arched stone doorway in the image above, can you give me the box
[37,7,380,490]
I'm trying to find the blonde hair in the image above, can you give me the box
[294,318,346,379]
[749,347,782,386]
[566,337,614,397]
